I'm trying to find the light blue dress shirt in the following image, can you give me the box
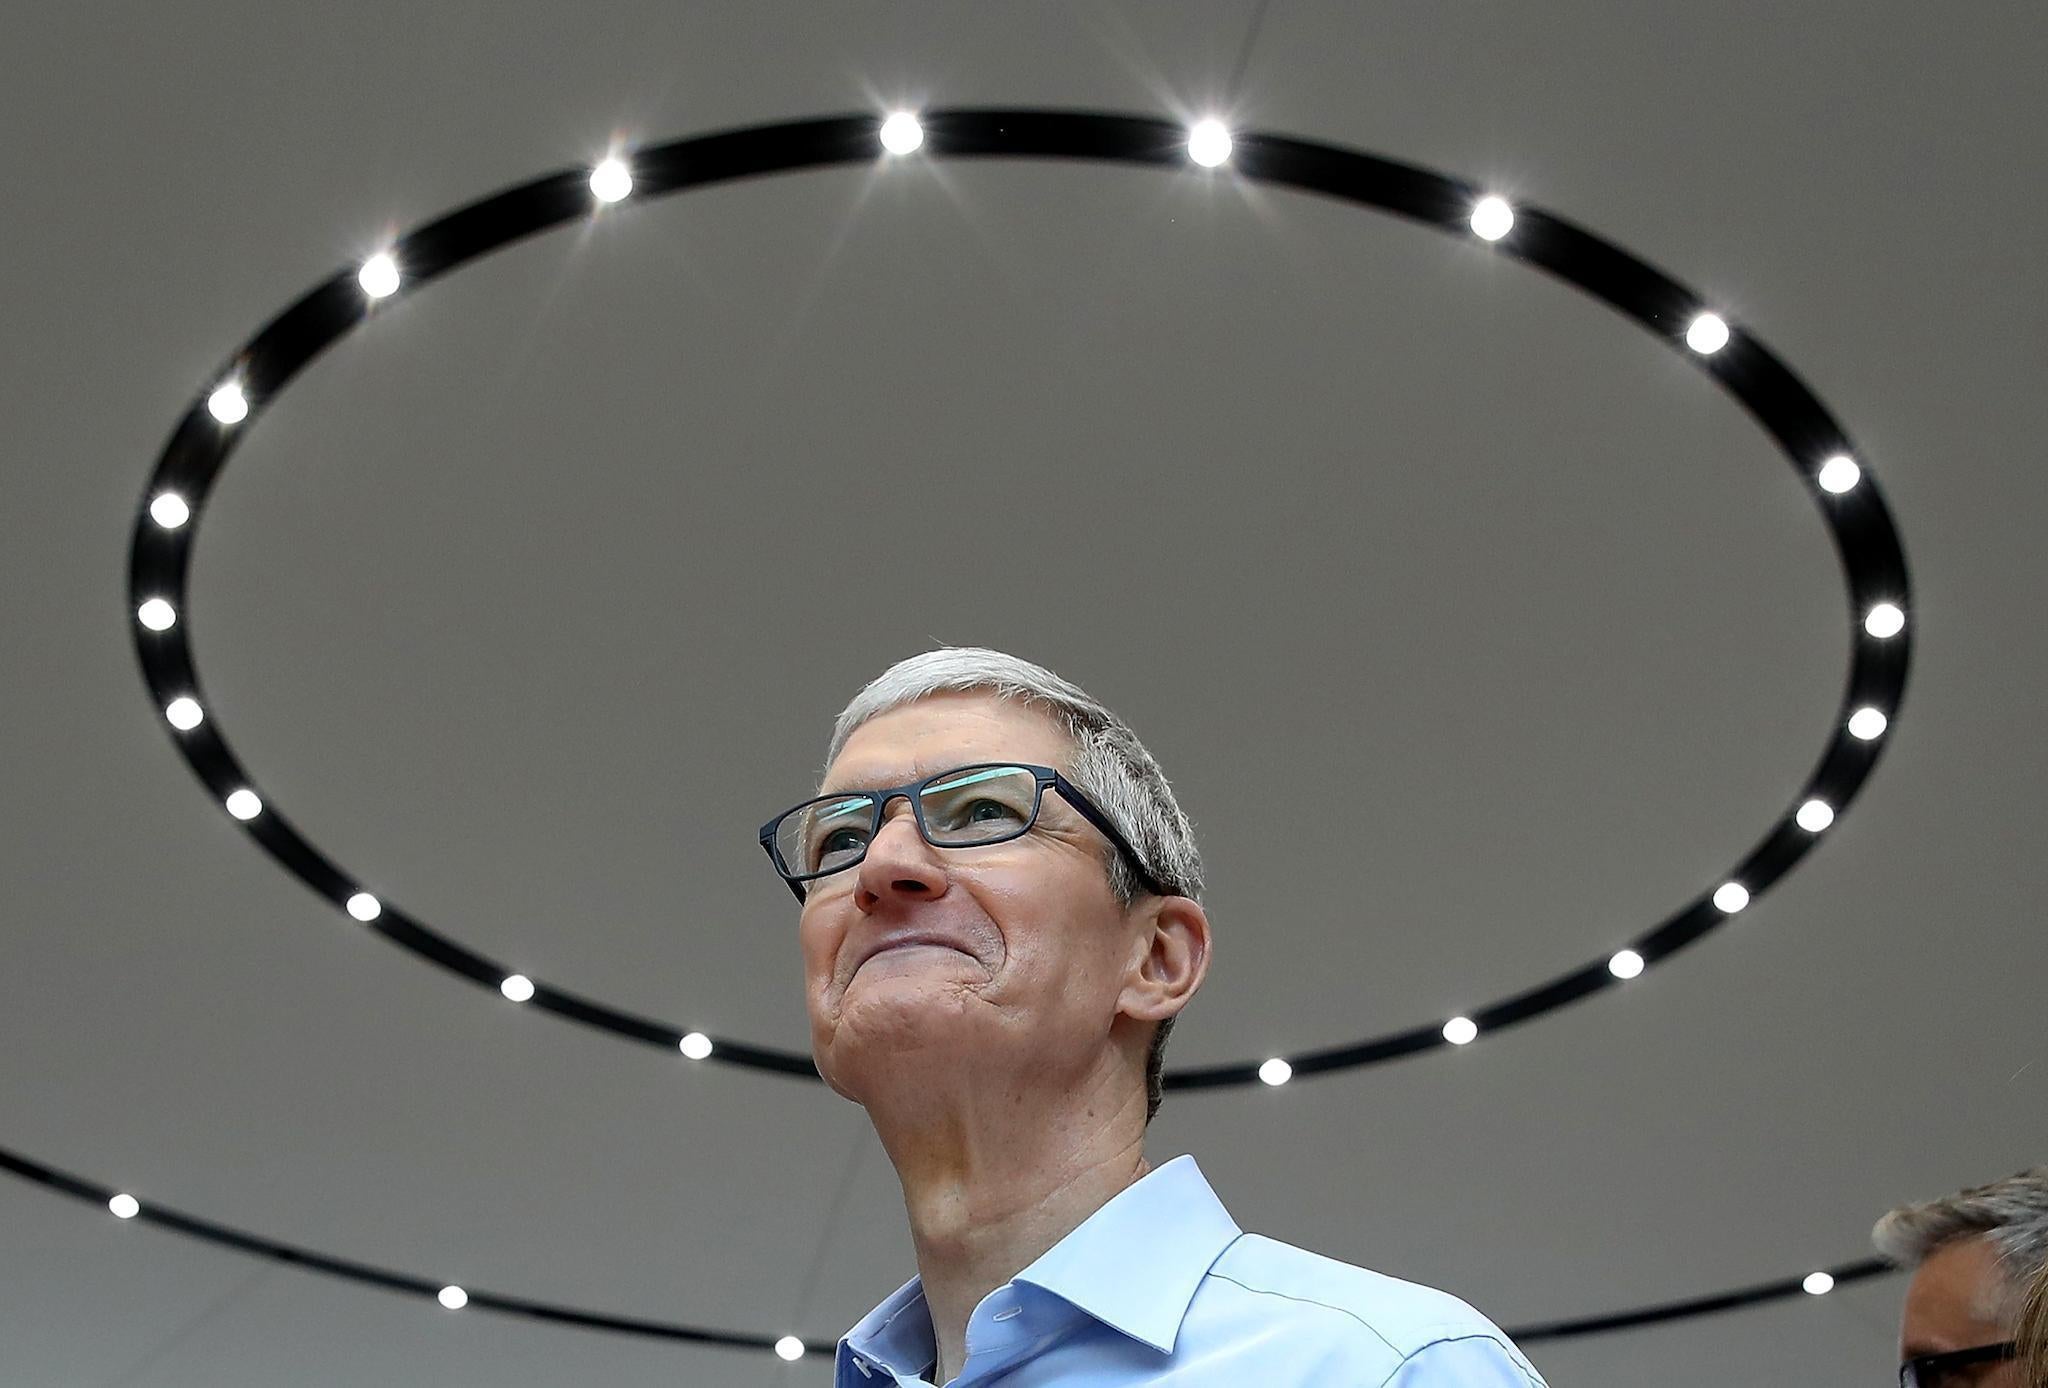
[835,1154,1546,1386]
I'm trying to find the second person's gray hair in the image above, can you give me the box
[1872,1167,2048,1321]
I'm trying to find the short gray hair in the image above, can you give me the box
[1872,1168,2048,1322]
[818,646,1207,1125]
[2019,1261,2048,1388]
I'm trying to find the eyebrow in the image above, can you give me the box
[815,762,1014,798]
[815,767,924,799]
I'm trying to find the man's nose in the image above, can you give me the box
[856,796,948,902]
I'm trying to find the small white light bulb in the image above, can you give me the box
[774,1336,806,1362]
[137,598,177,631]
[1848,707,1888,741]
[165,697,204,731]
[1470,196,1514,241]
[346,892,382,922]
[679,1031,714,1060]
[1258,1058,1292,1086]
[108,1193,140,1219]
[590,158,632,202]
[878,113,923,155]
[1685,313,1730,354]
[1864,603,1905,639]
[1443,1016,1478,1046]
[500,974,535,1003]
[438,1285,468,1310]
[150,493,191,529]
[1713,881,1750,914]
[1187,119,1232,167]
[1817,454,1862,494]
[1802,1271,1835,1296]
[207,383,249,423]
[225,789,263,821]
[358,253,400,299]
[1608,949,1645,980]
[1796,799,1835,832]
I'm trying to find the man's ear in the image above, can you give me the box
[1118,896,1210,1025]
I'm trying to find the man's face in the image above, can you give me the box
[1901,1235,2019,1387]
[796,690,1172,1104]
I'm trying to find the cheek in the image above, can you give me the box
[1003,917,1124,1003]
[797,917,841,989]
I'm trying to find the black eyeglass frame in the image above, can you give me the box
[1899,1341,2016,1388]
[758,762,1163,904]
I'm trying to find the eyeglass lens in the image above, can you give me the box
[1900,1342,2017,1388]
[776,765,1040,878]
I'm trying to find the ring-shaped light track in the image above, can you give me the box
[127,110,1913,1087]
[0,1139,1895,1357]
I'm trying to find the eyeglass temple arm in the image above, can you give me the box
[1049,772,1164,895]
[760,832,810,903]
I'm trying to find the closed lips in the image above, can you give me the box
[853,934,971,974]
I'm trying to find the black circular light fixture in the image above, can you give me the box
[0,1139,1897,1360]
[127,109,1913,1088]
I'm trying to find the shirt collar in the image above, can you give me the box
[836,1276,937,1383]
[837,1154,1242,1379]
[1012,1153,1242,1353]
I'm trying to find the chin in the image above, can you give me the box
[822,999,972,1081]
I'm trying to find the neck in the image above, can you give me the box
[866,1058,1152,1385]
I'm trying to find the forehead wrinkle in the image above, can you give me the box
[816,760,946,798]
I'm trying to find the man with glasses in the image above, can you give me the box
[1874,1168,2048,1387]
[765,647,1544,1387]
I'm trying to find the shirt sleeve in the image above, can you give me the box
[1378,1333,1548,1388]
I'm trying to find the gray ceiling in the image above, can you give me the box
[4,3,2043,1385]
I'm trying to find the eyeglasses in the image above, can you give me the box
[1899,1341,2015,1388]
[758,761,1159,904]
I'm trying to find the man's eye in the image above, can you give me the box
[969,799,1019,821]
[819,828,867,856]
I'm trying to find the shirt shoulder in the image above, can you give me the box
[1202,1233,1545,1385]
